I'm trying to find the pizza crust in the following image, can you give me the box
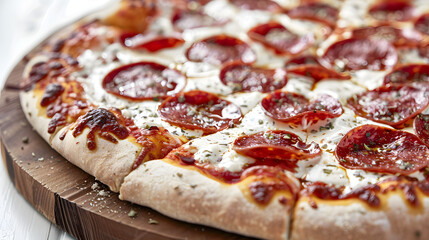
[20,89,57,143]
[17,0,429,239]
[51,123,139,192]
[291,192,429,240]
[119,159,293,240]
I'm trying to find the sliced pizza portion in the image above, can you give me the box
[50,107,181,192]
[292,177,429,240]
[20,52,87,142]
[119,127,321,239]
[291,124,429,240]
[20,4,186,192]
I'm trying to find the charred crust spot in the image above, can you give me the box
[179,155,196,165]
[72,108,129,150]
[48,113,66,134]
[40,83,65,107]
[29,62,49,83]
[52,39,67,52]
[249,181,273,205]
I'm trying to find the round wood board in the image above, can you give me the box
[0,32,251,240]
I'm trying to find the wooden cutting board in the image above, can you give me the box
[0,36,251,240]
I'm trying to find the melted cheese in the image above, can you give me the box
[72,0,429,188]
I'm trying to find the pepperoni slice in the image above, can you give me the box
[415,114,429,147]
[384,64,429,87]
[158,90,242,134]
[287,65,350,82]
[347,85,429,128]
[120,33,184,52]
[415,14,429,35]
[321,38,397,71]
[369,1,416,22]
[229,0,283,12]
[286,2,339,28]
[186,35,256,65]
[102,62,186,101]
[219,62,287,93]
[233,130,321,162]
[248,22,314,55]
[261,91,343,127]
[172,9,226,31]
[335,124,429,174]
[286,55,320,67]
[352,26,421,48]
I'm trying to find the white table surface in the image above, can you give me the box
[0,1,112,239]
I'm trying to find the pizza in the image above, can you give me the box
[18,0,429,239]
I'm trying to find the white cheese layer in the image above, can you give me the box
[70,0,429,189]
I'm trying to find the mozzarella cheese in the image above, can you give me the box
[71,0,429,192]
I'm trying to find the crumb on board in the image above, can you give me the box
[91,182,99,190]
[128,209,138,217]
[148,218,158,224]
[98,190,108,197]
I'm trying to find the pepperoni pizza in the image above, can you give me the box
[19,0,429,239]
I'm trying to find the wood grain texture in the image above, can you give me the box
[0,36,251,240]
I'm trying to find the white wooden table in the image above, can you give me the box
[0,1,112,239]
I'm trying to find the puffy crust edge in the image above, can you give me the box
[20,89,56,143]
[51,123,139,192]
[119,159,293,240]
[291,192,429,240]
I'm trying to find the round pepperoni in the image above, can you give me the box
[287,65,350,82]
[102,62,186,101]
[286,55,320,67]
[369,1,416,22]
[336,124,429,174]
[415,114,429,147]
[172,9,226,31]
[158,90,242,134]
[186,35,256,65]
[233,130,321,162]
[219,62,287,93]
[247,22,314,55]
[384,64,429,87]
[261,91,343,127]
[347,85,429,128]
[120,33,184,52]
[415,13,429,35]
[286,2,339,28]
[229,0,283,12]
[352,26,421,48]
[321,38,397,71]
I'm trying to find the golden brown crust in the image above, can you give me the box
[19,1,429,239]
[119,159,294,240]
[51,123,139,192]
[291,189,429,240]
[20,88,56,143]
